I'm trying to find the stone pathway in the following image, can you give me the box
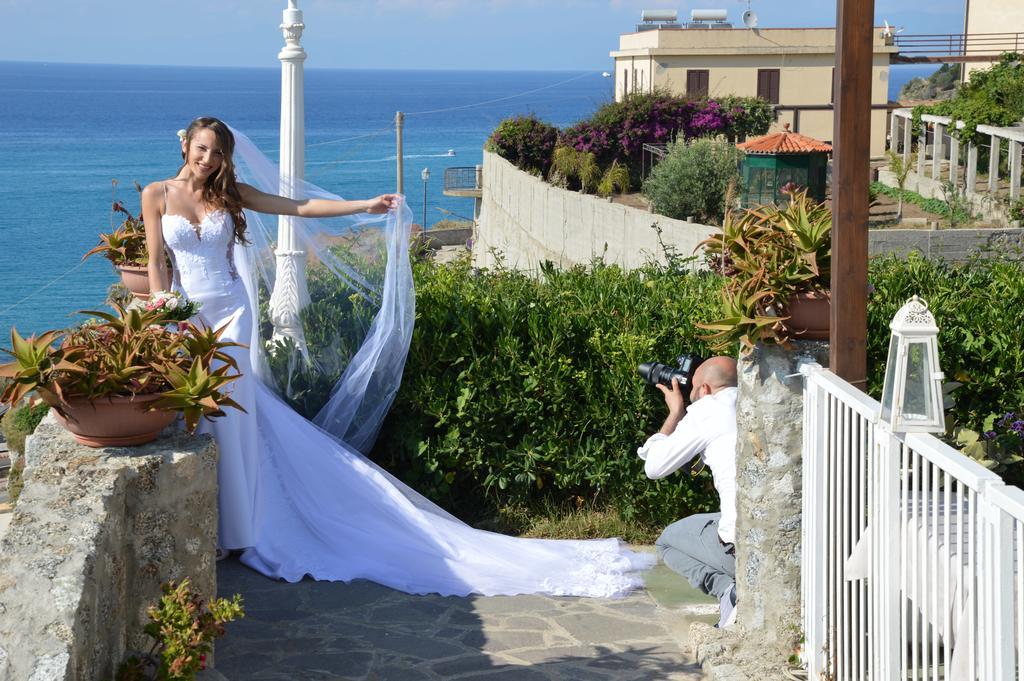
[215,555,716,681]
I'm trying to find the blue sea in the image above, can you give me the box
[0,61,937,336]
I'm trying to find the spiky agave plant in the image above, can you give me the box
[0,302,246,432]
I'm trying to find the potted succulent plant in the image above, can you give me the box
[698,188,831,350]
[0,302,245,447]
[84,182,153,299]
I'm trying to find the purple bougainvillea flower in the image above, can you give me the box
[984,430,998,440]
[1012,420,1024,434]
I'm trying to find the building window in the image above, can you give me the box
[623,70,628,97]
[830,67,835,104]
[687,70,709,97]
[757,69,780,104]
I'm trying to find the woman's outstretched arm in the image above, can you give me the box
[140,182,171,293]
[238,183,400,218]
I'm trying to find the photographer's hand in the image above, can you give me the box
[655,378,687,435]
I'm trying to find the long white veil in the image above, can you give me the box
[228,126,415,453]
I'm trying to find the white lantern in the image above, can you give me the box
[880,295,946,433]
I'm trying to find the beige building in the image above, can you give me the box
[610,27,897,156]
[962,0,1024,81]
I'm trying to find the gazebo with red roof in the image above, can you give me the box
[736,123,832,207]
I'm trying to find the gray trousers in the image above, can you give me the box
[656,512,735,600]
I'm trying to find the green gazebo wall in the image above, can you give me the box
[740,153,828,208]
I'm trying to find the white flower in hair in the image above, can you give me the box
[177,129,187,142]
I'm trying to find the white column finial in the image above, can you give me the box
[288,0,298,8]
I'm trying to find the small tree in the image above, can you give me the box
[886,149,916,223]
[641,138,742,224]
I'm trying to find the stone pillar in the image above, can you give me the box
[902,115,912,166]
[966,142,978,195]
[0,417,219,681]
[989,135,1001,193]
[949,135,960,186]
[270,0,311,347]
[917,128,927,178]
[932,123,945,179]
[733,342,829,656]
[1010,140,1022,201]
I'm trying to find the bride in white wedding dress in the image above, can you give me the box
[140,117,654,598]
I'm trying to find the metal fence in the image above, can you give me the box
[444,166,481,193]
[802,366,1024,680]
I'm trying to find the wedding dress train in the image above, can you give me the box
[161,206,654,598]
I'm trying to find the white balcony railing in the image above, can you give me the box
[802,366,1024,680]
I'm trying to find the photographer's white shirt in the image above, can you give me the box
[636,387,738,544]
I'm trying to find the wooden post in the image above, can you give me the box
[830,0,873,387]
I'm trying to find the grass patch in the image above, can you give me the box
[870,181,972,224]
[474,498,663,544]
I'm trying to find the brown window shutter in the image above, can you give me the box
[687,70,709,97]
[757,69,780,104]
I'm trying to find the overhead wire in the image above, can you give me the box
[404,71,600,117]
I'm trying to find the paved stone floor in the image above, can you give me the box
[215,554,716,681]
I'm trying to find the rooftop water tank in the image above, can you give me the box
[641,9,679,22]
[691,9,729,22]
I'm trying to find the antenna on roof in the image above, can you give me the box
[742,8,758,28]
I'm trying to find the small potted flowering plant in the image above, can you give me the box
[84,181,153,299]
[0,302,245,447]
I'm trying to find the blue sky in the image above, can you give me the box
[0,0,966,70]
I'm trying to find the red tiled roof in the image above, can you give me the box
[737,124,832,154]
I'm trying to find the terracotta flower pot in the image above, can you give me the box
[117,264,150,300]
[53,393,176,448]
[783,290,830,340]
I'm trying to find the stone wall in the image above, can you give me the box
[0,415,218,681]
[473,150,717,271]
[691,343,829,680]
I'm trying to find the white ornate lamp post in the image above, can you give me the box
[879,295,947,433]
[269,0,310,347]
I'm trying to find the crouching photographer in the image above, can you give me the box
[636,354,738,628]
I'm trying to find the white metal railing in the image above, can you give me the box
[802,366,1023,680]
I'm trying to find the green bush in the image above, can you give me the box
[371,256,726,528]
[485,115,559,176]
[641,138,742,224]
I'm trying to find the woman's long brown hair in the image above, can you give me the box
[178,116,249,245]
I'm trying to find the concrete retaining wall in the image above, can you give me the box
[474,153,1024,271]
[0,416,218,681]
[473,151,717,271]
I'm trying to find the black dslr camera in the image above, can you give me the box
[637,354,705,405]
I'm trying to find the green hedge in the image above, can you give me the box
[371,256,727,527]
[364,252,1024,529]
